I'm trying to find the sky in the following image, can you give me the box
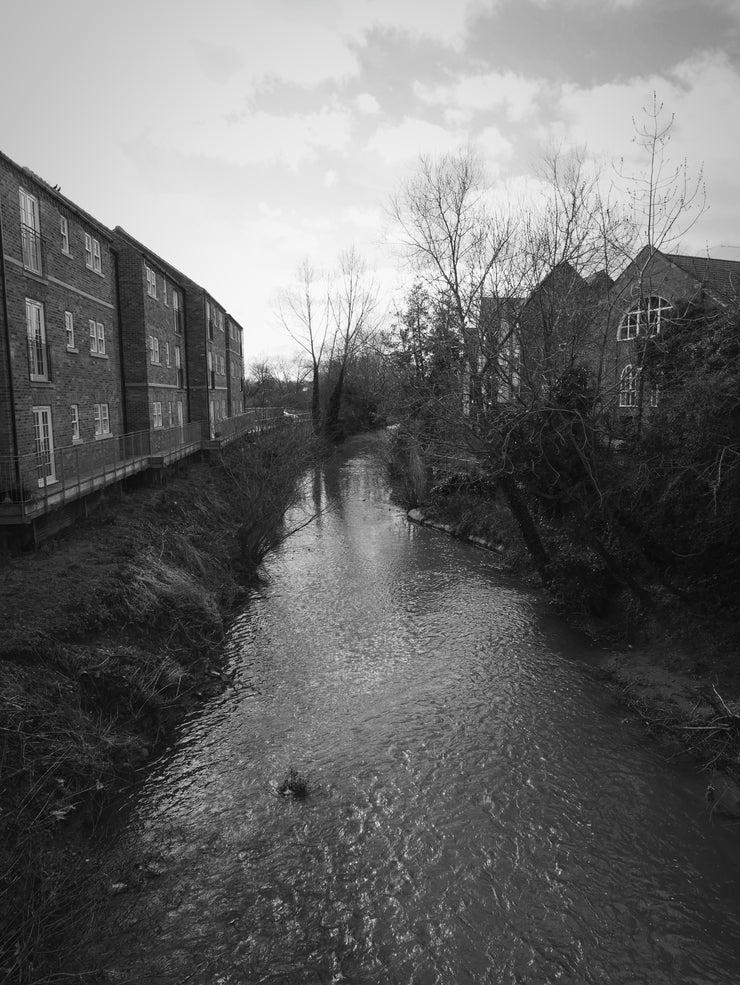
[2,0,740,365]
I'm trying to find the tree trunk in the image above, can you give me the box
[499,472,552,584]
[324,363,346,441]
[311,360,321,434]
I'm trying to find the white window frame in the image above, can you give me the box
[96,322,105,355]
[172,290,181,333]
[165,341,170,367]
[70,404,80,441]
[85,233,93,270]
[60,216,70,255]
[619,364,637,408]
[19,189,42,274]
[618,296,671,341]
[26,299,49,381]
[149,335,160,364]
[92,238,102,274]
[89,319,97,353]
[146,264,157,299]
[65,310,75,350]
[33,405,56,485]
[152,401,163,428]
[163,279,168,306]
[94,402,110,437]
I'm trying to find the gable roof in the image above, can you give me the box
[668,253,740,302]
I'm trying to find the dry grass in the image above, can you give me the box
[0,436,320,982]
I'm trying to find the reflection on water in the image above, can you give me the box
[87,433,740,984]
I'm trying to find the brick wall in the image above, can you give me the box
[0,158,123,492]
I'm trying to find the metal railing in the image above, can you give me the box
[0,410,312,522]
[27,336,52,381]
[21,223,44,275]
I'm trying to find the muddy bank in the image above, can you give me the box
[407,505,740,821]
[0,435,315,983]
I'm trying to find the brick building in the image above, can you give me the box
[601,247,740,418]
[112,228,191,439]
[0,152,124,515]
[226,313,244,418]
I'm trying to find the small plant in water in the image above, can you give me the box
[278,767,308,798]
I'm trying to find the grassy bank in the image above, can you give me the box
[0,429,317,984]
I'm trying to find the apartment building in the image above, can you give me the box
[226,313,244,418]
[182,283,231,438]
[0,152,124,514]
[113,228,191,447]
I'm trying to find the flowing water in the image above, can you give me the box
[88,433,740,984]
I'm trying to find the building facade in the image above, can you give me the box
[0,148,285,547]
[0,153,123,507]
[602,247,740,419]
[113,227,191,439]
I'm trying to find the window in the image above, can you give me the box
[619,364,637,407]
[146,264,157,298]
[618,296,671,341]
[649,385,660,408]
[152,401,163,428]
[70,404,80,441]
[163,280,168,306]
[65,311,75,350]
[33,406,55,484]
[217,310,224,332]
[173,290,182,333]
[94,402,110,436]
[90,320,106,355]
[20,189,42,274]
[60,216,70,254]
[26,300,49,381]
[168,401,173,426]
[84,233,101,272]
[175,345,183,388]
[165,342,170,367]
[149,335,160,364]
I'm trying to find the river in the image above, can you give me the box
[86,432,740,984]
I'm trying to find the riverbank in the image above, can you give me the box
[0,432,316,983]
[406,503,740,820]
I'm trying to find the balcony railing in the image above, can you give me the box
[27,337,52,382]
[21,223,44,275]
[0,409,308,523]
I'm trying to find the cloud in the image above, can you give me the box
[192,40,244,84]
[366,117,465,163]
[343,205,383,229]
[544,51,740,253]
[415,72,542,122]
[356,92,381,114]
[324,169,338,186]
[337,0,480,47]
[153,106,353,169]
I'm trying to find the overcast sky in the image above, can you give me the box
[2,0,739,362]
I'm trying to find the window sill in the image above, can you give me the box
[62,250,73,259]
[37,478,59,488]
[66,346,79,354]
[72,437,83,445]
[90,351,109,359]
[94,432,112,441]
[85,265,105,278]
[30,379,54,387]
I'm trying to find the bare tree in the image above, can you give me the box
[324,247,379,439]
[389,147,516,414]
[277,259,329,433]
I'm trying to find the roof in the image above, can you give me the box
[112,225,193,286]
[667,253,740,301]
[0,148,114,240]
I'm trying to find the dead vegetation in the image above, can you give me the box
[0,429,319,984]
